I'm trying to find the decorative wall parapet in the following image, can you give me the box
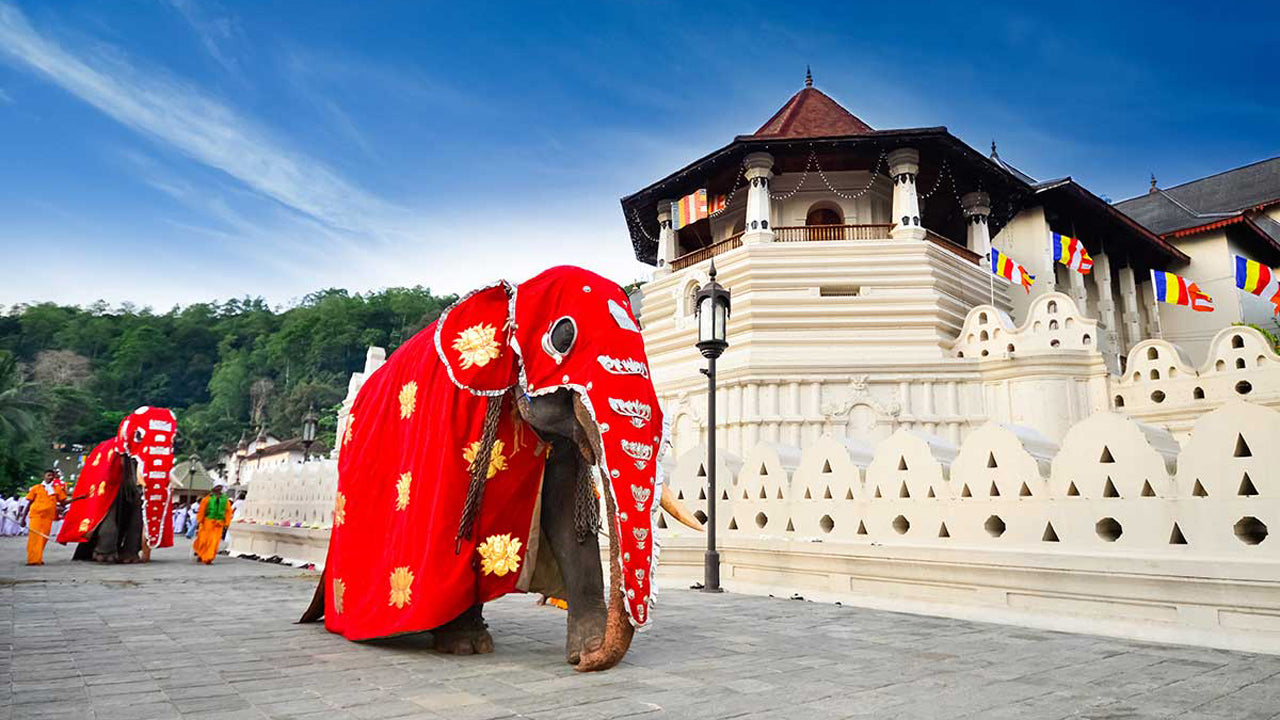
[661,402,1277,561]
[1110,325,1280,440]
[951,292,1100,359]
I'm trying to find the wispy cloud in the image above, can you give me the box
[0,86,11,104]
[0,2,408,240]
[164,0,241,74]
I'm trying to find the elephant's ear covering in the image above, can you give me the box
[435,282,518,396]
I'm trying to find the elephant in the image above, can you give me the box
[300,266,701,671]
[59,406,178,562]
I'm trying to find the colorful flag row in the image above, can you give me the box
[672,189,729,230]
[1235,255,1280,314]
[990,248,1035,293]
[1151,270,1214,312]
[1051,232,1093,275]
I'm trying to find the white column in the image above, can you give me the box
[654,199,676,277]
[742,152,775,245]
[961,191,991,257]
[1068,267,1089,311]
[1091,252,1122,371]
[1117,264,1143,346]
[888,148,925,241]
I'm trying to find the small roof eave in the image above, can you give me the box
[1035,179,1190,265]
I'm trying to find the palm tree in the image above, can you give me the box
[0,352,41,444]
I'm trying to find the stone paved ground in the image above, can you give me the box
[2,537,1279,720]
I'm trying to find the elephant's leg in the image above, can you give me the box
[116,475,143,563]
[93,498,121,563]
[432,604,493,655]
[540,439,607,665]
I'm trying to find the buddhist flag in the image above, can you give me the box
[1151,270,1214,312]
[708,193,727,216]
[1050,232,1093,274]
[991,248,1035,293]
[1234,255,1280,314]
[673,189,708,230]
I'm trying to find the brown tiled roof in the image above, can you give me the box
[751,87,874,139]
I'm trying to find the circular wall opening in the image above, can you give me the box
[1236,381,1253,395]
[820,515,834,533]
[1151,390,1165,403]
[892,515,910,534]
[984,515,1006,538]
[1096,517,1122,542]
[755,512,768,529]
[1235,516,1268,545]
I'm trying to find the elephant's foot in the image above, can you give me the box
[432,604,494,656]
[567,635,604,666]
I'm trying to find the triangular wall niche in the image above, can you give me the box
[1235,434,1252,458]
[1103,478,1120,498]
[1019,482,1032,497]
[1169,523,1187,545]
[1239,473,1259,497]
[987,452,998,468]
[938,522,950,538]
[1067,482,1080,497]
[1141,480,1155,497]
[1042,522,1060,542]
[1100,446,1115,463]
[856,520,868,535]
[1193,479,1208,497]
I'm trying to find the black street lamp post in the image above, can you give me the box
[694,259,731,593]
[301,405,318,463]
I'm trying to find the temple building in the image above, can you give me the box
[622,73,1280,454]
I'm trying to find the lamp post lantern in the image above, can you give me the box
[301,405,318,463]
[694,259,731,593]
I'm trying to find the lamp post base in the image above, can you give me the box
[703,550,723,593]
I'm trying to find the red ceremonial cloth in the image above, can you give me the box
[325,266,663,641]
[57,406,177,548]
[57,438,124,544]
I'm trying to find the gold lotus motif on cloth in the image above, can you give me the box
[79,518,91,533]
[395,472,412,511]
[333,492,346,527]
[98,482,105,495]
[332,578,345,614]
[398,381,418,420]
[462,439,508,479]
[389,566,414,609]
[477,534,522,577]
[343,414,355,447]
[452,323,502,370]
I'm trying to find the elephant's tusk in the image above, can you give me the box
[660,484,704,532]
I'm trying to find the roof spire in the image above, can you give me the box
[990,140,998,159]
[1149,173,1158,195]
[804,65,813,88]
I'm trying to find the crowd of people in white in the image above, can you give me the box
[0,493,245,540]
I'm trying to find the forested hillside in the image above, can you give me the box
[0,288,454,494]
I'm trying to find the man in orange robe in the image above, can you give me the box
[20,471,68,565]
[192,483,234,564]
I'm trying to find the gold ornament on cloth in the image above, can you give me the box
[343,413,355,447]
[477,534,522,577]
[88,483,96,497]
[98,481,105,495]
[398,381,418,420]
[333,492,346,527]
[463,439,508,479]
[388,566,414,609]
[452,323,502,369]
[79,518,91,533]
[92,452,101,466]
[395,472,412,511]
[332,578,345,615]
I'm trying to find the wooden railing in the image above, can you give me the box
[666,225,979,270]
[670,232,744,270]
[925,228,980,264]
[773,224,893,242]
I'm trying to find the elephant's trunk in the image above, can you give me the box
[575,470,633,672]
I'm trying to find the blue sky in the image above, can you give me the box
[1,1,1276,309]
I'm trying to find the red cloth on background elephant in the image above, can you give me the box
[59,406,177,556]
[321,266,664,668]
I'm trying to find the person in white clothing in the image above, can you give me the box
[172,502,187,535]
[0,497,17,535]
